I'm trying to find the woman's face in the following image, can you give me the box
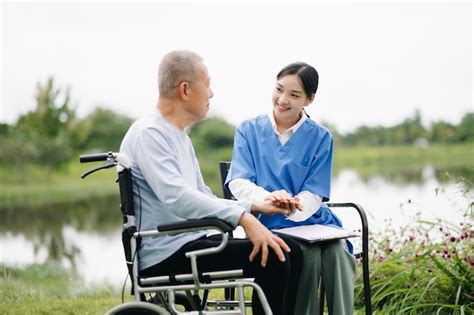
[272,74,313,124]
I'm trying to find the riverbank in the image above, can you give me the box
[1,143,472,210]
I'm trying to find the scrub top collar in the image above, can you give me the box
[268,111,308,141]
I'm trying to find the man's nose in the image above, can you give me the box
[209,88,214,99]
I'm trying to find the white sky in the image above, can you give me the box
[1,1,472,133]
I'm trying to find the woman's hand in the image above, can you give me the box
[264,190,304,213]
[251,199,292,216]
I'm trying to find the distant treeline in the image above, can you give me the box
[0,77,472,174]
[328,110,474,147]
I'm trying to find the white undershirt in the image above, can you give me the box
[229,112,322,221]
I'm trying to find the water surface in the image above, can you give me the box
[0,165,471,287]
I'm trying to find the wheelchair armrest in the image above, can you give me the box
[158,218,234,234]
[326,202,369,232]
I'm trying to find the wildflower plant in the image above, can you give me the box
[354,178,473,314]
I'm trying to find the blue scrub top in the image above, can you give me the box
[226,114,342,230]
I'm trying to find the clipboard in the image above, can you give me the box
[273,224,360,243]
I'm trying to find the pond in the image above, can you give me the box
[0,165,471,287]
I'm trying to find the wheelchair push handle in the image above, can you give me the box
[79,151,132,178]
[79,152,115,163]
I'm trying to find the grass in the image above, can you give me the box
[0,262,253,315]
[333,143,474,180]
[0,158,118,210]
[0,263,122,314]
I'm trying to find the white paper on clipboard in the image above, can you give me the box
[273,224,360,243]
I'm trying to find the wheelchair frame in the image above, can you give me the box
[80,152,272,315]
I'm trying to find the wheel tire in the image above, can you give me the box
[148,292,194,311]
[106,301,170,315]
[174,292,194,311]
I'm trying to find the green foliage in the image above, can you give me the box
[70,108,133,152]
[0,78,133,181]
[0,77,75,175]
[340,110,474,147]
[429,121,457,143]
[355,187,474,314]
[456,112,474,142]
[0,133,37,182]
[16,77,75,139]
[0,123,10,136]
[189,116,235,150]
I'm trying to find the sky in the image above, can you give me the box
[1,0,472,133]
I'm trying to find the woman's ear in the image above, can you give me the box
[305,93,315,106]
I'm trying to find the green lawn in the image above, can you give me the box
[0,159,118,210]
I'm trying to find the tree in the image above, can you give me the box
[0,123,10,136]
[189,116,235,150]
[455,112,474,142]
[13,77,75,174]
[429,121,456,143]
[70,108,133,152]
[0,133,37,182]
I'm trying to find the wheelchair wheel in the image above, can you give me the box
[174,292,194,311]
[106,301,170,315]
[148,292,194,311]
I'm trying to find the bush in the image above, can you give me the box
[355,184,473,314]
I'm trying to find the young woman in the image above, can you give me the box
[226,62,355,315]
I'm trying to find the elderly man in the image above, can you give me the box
[119,50,302,315]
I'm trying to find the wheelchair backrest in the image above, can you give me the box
[219,161,234,200]
[118,167,136,226]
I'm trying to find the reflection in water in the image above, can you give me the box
[331,166,472,234]
[0,195,123,285]
[0,165,472,286]
[336,164,473,187]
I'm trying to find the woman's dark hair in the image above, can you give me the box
[276,62,319,98]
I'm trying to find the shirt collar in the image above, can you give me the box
[268,110,307,136]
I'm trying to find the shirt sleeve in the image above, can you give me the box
[228,178,271,202]
[226,124,257,186]
[193,155,214,197]
[135,127,247,227]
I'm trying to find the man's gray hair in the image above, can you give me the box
[158,50,203,98]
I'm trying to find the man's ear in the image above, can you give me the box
[178,81,189,100]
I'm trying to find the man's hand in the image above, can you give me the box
[264,190,304,213]
[239,212,290,267]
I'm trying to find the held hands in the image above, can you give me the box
[239,212,290,267]
[251,199,294,216]
[264,190,304,214]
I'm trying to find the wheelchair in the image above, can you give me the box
[80,152,272,315]
[219,161,373,315]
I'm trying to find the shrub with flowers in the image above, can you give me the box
[354,180,473,314]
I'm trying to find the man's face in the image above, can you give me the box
[185,62,214,122]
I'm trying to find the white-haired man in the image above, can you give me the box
[120,50,302,314]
